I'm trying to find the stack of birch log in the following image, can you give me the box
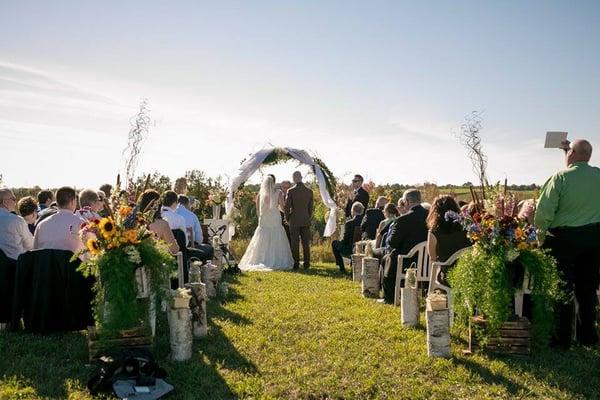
[168,253,225,361]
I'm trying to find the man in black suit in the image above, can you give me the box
[345,174,369,218]
[380,189,428,304]
[332,202,364,272]
[361,196,388,240]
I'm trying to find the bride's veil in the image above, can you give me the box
[258,175,277,216]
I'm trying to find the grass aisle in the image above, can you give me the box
[1,263,600,399]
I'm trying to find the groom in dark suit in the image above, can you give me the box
[284,171,314,270]
[345,174,369,218]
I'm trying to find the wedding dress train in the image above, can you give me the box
[239,179,294,271]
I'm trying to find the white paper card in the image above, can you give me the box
[545,131,568,148]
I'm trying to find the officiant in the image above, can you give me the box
[535,139,600,347]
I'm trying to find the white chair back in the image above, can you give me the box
[428,246,471,327]
[394,241,429,306]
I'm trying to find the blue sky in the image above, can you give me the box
[1,1,599,188]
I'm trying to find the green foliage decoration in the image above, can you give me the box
[79,237,175,337]
[448,245,561,348]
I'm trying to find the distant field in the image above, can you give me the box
[440,188,536,203]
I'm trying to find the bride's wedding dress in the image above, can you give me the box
[239,178,294,271]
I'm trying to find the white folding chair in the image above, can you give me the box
[514,269,533,317]
[428,247,471,326]
[394,241,429,306]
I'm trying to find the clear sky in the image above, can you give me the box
[1,1,599,189]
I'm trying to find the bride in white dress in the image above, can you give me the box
[239,175,294,271]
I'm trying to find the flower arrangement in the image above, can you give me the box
[445,200,538,261]
[76,196,175,336]
[446,189,560,348]
[207,189,227,206]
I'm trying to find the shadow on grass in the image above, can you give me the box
[452,345,600,398]
[151,274,257,399]
[0,331,93,398]
[510,347,600,398]
[294,264,352,280]
[0,272,256,400]
[453,356,527,396]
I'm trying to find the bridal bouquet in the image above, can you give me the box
[75,197,175,335]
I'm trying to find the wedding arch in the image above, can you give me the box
[225,147,338,237]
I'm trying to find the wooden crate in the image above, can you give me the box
[470,316,531,355]
[87,326,153,362]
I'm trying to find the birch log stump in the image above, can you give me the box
[201,264,216,298]
[351,254,364,283]
[426,306,450,358]
[361,257,380,298]
[186,282,208,338]
[213,248,223,268]
[400,287,419,327]
[168,289,193,361]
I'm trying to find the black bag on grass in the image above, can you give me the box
[87,348,167,395]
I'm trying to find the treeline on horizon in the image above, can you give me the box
[3,170,538,240]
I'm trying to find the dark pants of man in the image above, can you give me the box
[290,226,311,269]
[546,223,600,347]
[381,252,398,304]
[331,240,349,271]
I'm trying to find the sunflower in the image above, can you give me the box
[86,238,100,255]
[98,217,116,239]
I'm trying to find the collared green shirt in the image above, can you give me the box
[535,161,600,233]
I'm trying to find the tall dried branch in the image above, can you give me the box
[457,111,489,198]
[122,99,151,191]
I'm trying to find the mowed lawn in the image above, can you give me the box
[1,263,600,399]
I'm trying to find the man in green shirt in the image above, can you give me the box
[535,139,600,347]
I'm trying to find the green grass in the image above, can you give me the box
[1,263,600,399]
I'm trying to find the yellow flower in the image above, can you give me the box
[98,218,116,239]
[517,242,529,250]
[118,205,133,218]
[86,238,100,255]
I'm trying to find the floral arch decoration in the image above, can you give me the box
[225,147,338,237]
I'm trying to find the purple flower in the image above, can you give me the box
[445,210,462,223]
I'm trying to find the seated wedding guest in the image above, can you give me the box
[173,177,188,195]
[99,184,112,199]
[33,187,85,254]
[138,190,179,255]
[426,195,471,285]
[176,195,214,259]
[380,189,428,304]
[37,190,53,212]
[535,139,600,347]
[345,174,369,217]
[361,196,388,240]
[17,196,38,235]
[97,190,111,218]
[332,202,365,272]
[397,197,409,216]
[77,189,103,221]
[161,191,187,234]
[0,188,34,260]
[375,203,399,248]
